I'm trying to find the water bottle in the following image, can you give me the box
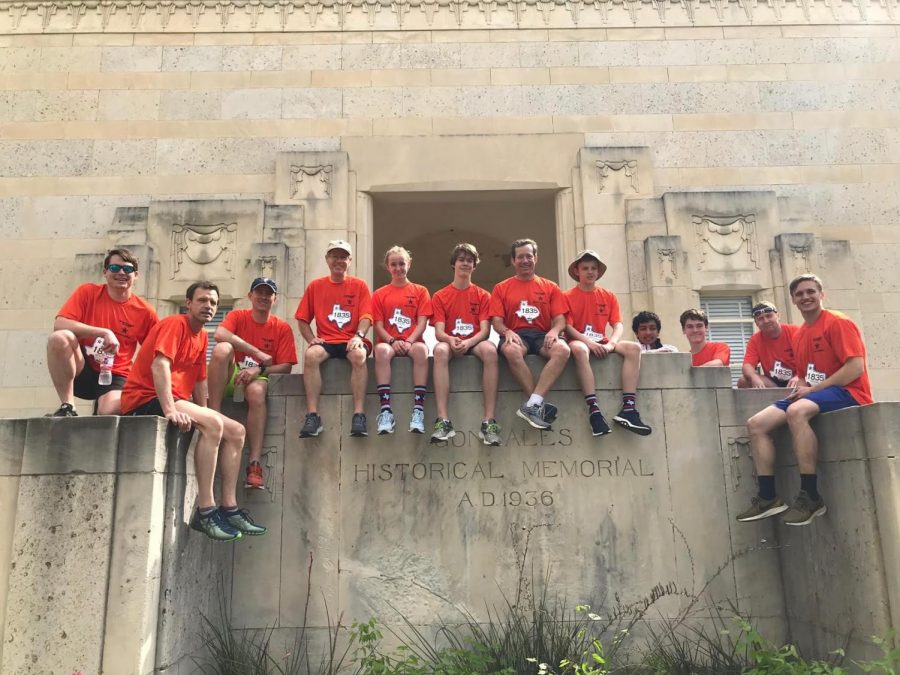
[99,354,114,386]
[232,383,245,403]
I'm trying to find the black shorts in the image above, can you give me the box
[125,398,165,417]
[772,376,791,388]
[320,341,372,359]
[73,347,126,400]
[499,330,547,357]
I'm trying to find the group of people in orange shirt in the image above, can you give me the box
[45,242,872,540]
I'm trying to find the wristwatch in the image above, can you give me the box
[259,363,267,375]
[355,331,365,339]
[389,338,397,345]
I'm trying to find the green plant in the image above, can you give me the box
[735,618,848,675]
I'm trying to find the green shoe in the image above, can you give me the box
[430,418,456,443]
[190,508,242,542]
[220,508,267,536]
[783,491,827,526]
[479,419,502,446]
[736,495,788,522]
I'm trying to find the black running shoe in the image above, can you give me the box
[612,408,652,436]
[590,411,611,436]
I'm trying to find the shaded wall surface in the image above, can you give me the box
[3,355,896,673]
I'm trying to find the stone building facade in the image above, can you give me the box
[1,1,898,417]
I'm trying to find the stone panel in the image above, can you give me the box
[282,45,342,70]
[101,46,163,72]
[0,141,93,178]
[1,474,114,675]
[0,91,35,121]
[20,417,119,474]
[97,89,161,121]
[34,90,98,121]
[162,45,225,71]
[282,87,343,118]
[159,89,224,120]
[91,139,158,176]
[221,87,283,119]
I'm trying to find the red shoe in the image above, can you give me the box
[245,461,265,489]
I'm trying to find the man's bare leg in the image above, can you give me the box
[569,341,595,396]
[96,390,122,416]
[174,399,226,509]
[747,405,787,477]
[218,415,246,509]
[614,341,641,394]
[207,342,235,413]
[474,341,498,420]
[46,329,83,405]
[303,345,329,414]
[533,340,571,398]
[785,399,820,474]
[501,342,535,396]
[244,379,268,464]
[432,342,452,420]
[347,346,368,414]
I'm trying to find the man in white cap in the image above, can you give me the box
[208,277,297,489]
[564,250,651,437]
[295,240,373,438]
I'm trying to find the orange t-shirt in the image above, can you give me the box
[373,282,432,342]
[793,309,873,405]
[564,286,621,343]
[294,276,373,344]
[489,276,567,333]
[430,283,491,338]
[120,314,208,414]
[219,309,298,367]
[691,342,731,367]
[57,283,158,377]
[743,324,799,382]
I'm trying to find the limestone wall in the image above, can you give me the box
[0,416,232,675]
[1,19,899,412]
[0,357,897,671]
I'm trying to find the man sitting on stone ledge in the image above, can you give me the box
[632,311,678,353]
[46,248,158,417]
[208,277,297,490]
[490,238,570,431]
[295,240,373,438]
[430,243,501,445]
[681,308,730,367]
[121,281,266,542]
[564,250,651,437]
[736,301,798,389]
[737,274,873,527]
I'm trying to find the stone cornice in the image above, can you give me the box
[0,0,895,33]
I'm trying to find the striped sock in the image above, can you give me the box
[378,384,392,411]
[414,385,426,411]
[622,393,636,411]
[584,394,601,415]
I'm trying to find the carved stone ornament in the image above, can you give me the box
[657,247,677,279]
[692,214,759,269]
[170,222,237,278]
[596,159,638,194]
[789,242,812,275]
[257,255,277,278]
[290,164,333,200]
[2,0,886,32]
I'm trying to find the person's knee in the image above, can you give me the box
[570,342,589,361]
[550,341,571,359]
[409,343,427,362]
[245,381,267,407]
[374,344,393,362]
[786,403,816,426]
[433,343,451,362]
[47,329,76,351]
[200,413,226,442]
[211,341,234,363]
[619,341,640,357]
[348,348,367,368]
[736,376,750,389]
[501,343,525,362]
[222,415,245,441]
[96,392,122,415]
[747,413,769,436]
[475,343,497,364]
[304,345,327,367]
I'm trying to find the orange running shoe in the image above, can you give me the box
[245,461,264,489]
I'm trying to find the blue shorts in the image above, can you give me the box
[773,385,858,414]
[499,330,547,356]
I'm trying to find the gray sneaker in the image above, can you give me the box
[736,495,788,522]
[479,419,502,446]
[783,490,827,526]
[299,412,323,438]
[430,418,455,443]
[220,508,267,536]
[517,403,551,430]
[350,412,368,437]
[409,408,426,434]
[377,409,396,434]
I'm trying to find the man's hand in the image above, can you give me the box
[750,374,768,389]
[235,367,261,386]
[99,328,120,354]
[166,409,193,432]
[542,332,559,352]
[503,331,524,349]
[393,339,411,356]
[347,336,364,351]
[255,350,274,367]
[308,336,325,346]
[450,337,468,356]
[786,384,814,402]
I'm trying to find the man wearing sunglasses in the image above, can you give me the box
[46,248,158,417]
[736,301,798,389]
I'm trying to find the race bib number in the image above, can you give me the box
[239,356,259,370]
[583,323,605,343]
[451,317,475,337]
[515,300,540,324]
[328,304,352,328]
[805,362,826,385]
[388,308,413,334]
[769,360,793,381]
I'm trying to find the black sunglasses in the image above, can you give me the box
[752,308,775,317]
[107,264,136,274]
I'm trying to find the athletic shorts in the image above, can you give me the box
[773,385,858,414]
[74,346,126,400]
[499,329,548,357]
[223,363,268,398]
[125,398,165,417]
[772,376,790,388]
[320,339,373,359]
